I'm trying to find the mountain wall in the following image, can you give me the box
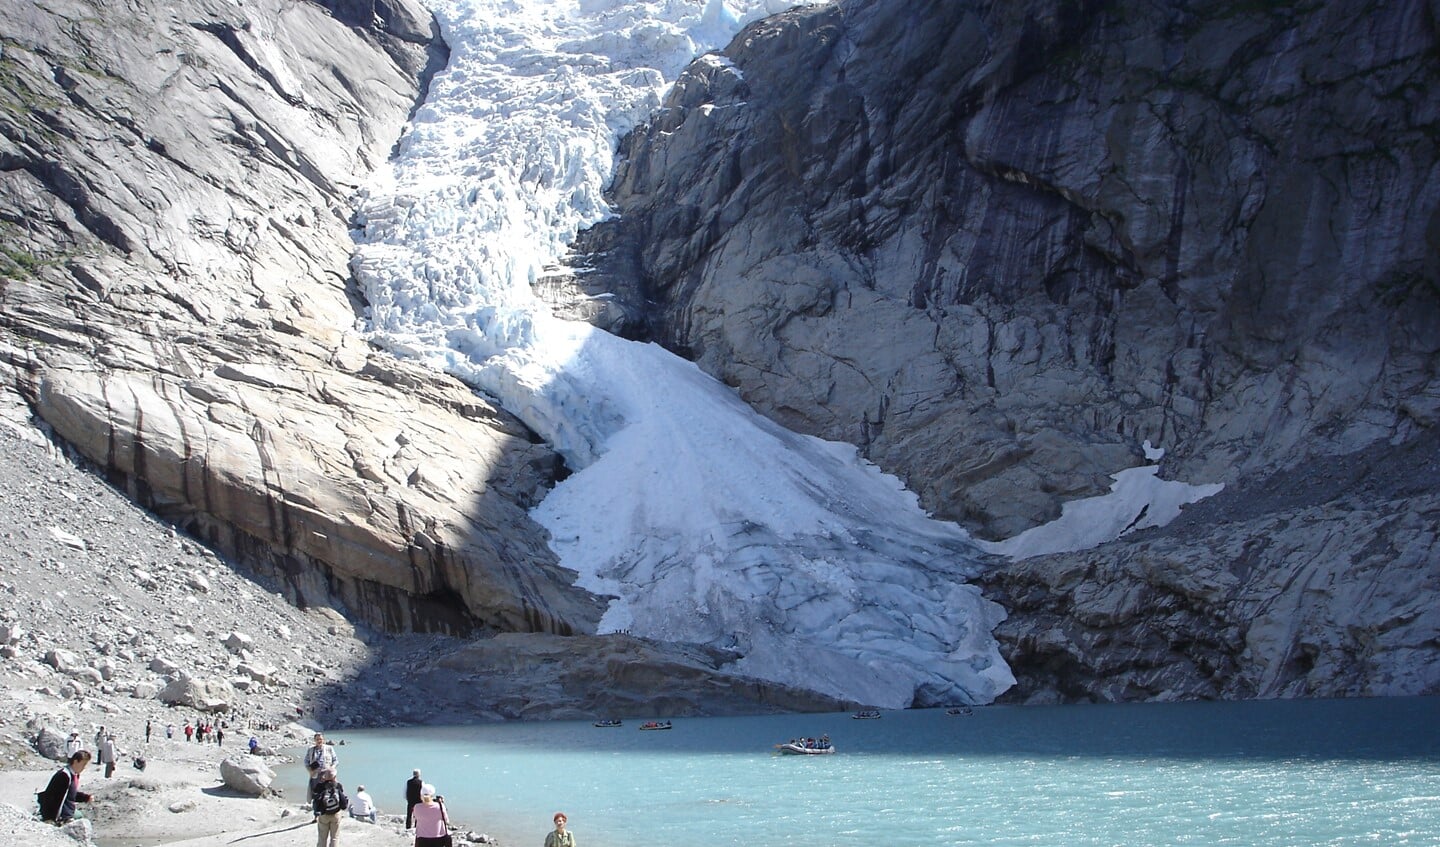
[2,0,1436,710]
[567,0,1440,701]
[0,0,871,717]
[0,0,605,639]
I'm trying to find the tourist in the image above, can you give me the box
[98,733,118,778]
[165,723,174,739]
[248,735,260,755]
[411,783,450,846]
[350,784,378,823]
[64,732,81,757]
[304,733,338,800]
[310,767,347,847]
[145,719,152,743]
[545,811,575,847]
[405,768,423,828]
[38,750,93,824]
[183,721,193,742]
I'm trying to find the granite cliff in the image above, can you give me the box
[565,0,1440,701]
[1,0,1436,713]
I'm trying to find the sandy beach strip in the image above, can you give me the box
[0,755,416,847]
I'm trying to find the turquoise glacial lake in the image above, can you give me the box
[286,697,1440,846]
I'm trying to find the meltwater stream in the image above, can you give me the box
[285,697,1440,847]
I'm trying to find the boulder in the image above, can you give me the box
[158,674,235,712]
[149,657,180,675]
[220,755,276,796]
[44,650,79,673]
[236,662,280,685]
[222,632,254,654]
[34,726,69,760]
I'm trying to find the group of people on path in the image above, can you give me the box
[309,733,575,847]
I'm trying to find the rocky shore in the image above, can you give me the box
[0,395,495,845]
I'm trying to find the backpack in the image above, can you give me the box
[315,781,348,814]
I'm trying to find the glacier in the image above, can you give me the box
[347,0,1227,709]
[348,0,1014,709]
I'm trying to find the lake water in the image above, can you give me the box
[286,697,1440,847]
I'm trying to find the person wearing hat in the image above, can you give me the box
[545,811,575,847]
[411,783,451,846]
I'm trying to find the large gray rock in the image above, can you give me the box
[33,726,70,761]
[220,755,276,796]
[158,674,236,712]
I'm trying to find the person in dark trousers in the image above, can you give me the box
[405,769,423,829]
[145,720,152,743]
[38,751,93,824]
[304,733,338,801]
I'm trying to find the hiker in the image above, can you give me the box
[311,767,348,847]
[38,751,93,824]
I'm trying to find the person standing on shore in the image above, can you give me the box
[310,767,347,847]
[404,769,423,829]
[38,751,93,824]
[544,812,575,847]
[304,733,338,800]
[411,784,449,847]
[98,733,118,778]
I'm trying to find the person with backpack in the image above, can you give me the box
[311,767,347,847]
[38,750,94,824]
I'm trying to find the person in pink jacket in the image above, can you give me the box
[411,783,451,847]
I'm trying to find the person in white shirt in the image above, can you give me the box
[349,784,377,823]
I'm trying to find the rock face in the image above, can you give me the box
[566,0,1440,701]
[0,0,604,639]
[1,0,1435,711]
[407,632,854,721]
[979,429,1440,703]
[574,0,1439,536]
